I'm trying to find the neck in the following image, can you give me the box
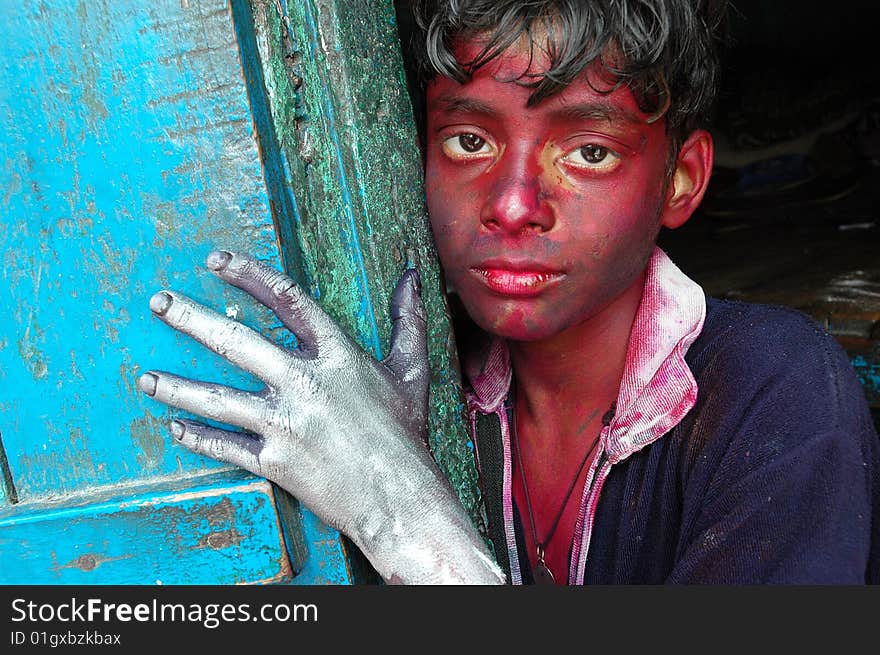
[509,272,645,441]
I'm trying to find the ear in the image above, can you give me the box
[660,129,714,230]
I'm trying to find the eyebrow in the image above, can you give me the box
[430,94,645,128]
[431,94,498,117]
[548,102,644,126]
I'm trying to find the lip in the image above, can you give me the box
[469,260,565,297]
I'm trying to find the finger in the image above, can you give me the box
[169,419,265,474]
[384,268,429,389]
[205,250,339,355]
[149,289,293,385]
[138,370,268,434]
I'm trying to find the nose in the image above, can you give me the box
[480,156,555,234]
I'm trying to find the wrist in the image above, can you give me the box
[350,470,505,584]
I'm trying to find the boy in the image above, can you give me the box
[137,0,879,584]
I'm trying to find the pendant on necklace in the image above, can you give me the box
[535,548,557,585]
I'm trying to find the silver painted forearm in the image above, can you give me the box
[137,250,504,585]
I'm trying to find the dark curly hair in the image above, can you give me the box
[407,0,729,145]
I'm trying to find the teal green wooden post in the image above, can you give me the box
[237,0,486,536]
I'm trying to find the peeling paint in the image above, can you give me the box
[68,350,84,380]
[56,551,133,573]
[200,527,245,550]
[129,411,166,472]
[17,329,48,381]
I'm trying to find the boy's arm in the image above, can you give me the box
[667,315,877,584]
[136,250,505,585]
[668,427,874,584]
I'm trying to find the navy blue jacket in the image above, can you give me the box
[477,298,880,584]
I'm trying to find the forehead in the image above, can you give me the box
[454,31,554,81]
[426,37,653,127]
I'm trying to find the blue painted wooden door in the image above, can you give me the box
[0,0,478,584]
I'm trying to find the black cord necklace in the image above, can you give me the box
[513,403,615,585]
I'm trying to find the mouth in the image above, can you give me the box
[469,262,565,297]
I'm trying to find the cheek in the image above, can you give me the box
[565,170,664,236]
[426,177,467,270]
[556,181,663,286]
[425,160,483,255]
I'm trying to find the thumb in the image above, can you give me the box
[384,268,429,393]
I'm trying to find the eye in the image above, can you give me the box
[458,134,486,152]
[442,133,493,158]
[562,143,620,172]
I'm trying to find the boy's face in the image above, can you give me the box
[424,40,688,342]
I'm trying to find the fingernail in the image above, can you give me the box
[206,250,233,271]
[138,372,158,397]
[149,292,173,316]
[410,268,422,296]
[169,420,185,440]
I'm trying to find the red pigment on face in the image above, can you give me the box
[425,42,673,343]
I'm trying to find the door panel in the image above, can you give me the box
[0,0,331,585]
[1,474,292,584]
[0,0,277,497]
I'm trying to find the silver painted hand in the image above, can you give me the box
[137,250,504,585]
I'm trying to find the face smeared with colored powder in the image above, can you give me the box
[424,38,676,342]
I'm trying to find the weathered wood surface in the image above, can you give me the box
[0,0,332,584]
[0,474,294,585]
[0,0,279,499]
[1,0,478,584]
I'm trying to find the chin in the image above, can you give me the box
[470,312,567,343]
